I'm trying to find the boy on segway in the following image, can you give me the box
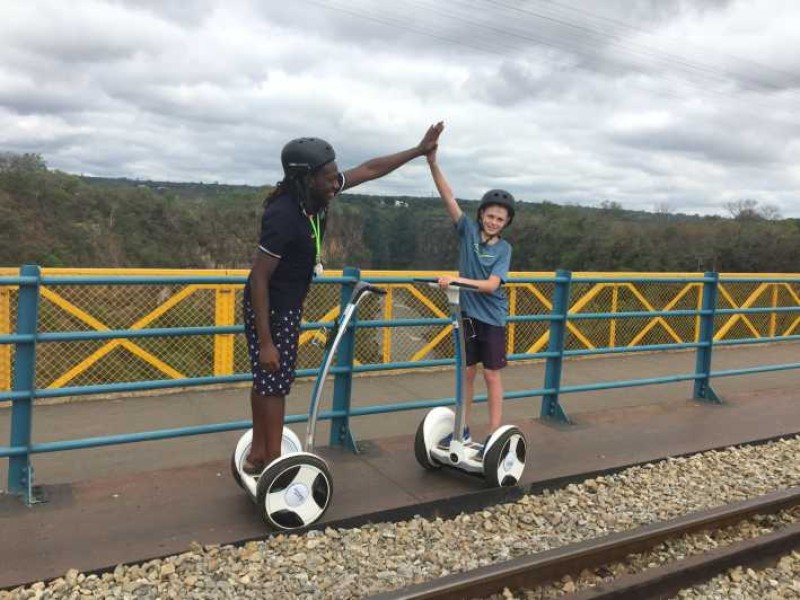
[425,122,515,450]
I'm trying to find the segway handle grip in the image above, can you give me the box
[350,281,387,303]
[364,284,387,296]
[412,277,479,291]
[449,281,479,290]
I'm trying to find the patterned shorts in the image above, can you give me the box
[243,294,302,396]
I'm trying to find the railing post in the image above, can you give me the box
[8,265,43,504]
[213,284,236,376]
[769,282,778,338]
[382,285,393,364]
[330,266,359,451]
[609,283,619,348]
[541,269,571,424]
[507,285,517,354]
[693,271,722,403]
[0,283,10,392]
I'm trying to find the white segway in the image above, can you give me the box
[232,280,386,530]
[413,280,527,487]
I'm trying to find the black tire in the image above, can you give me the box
[483,427,527,488]
[255,454,333,531]
[414,418,441,470]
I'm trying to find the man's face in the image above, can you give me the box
[481,205,509,236]
[308,161,341,208]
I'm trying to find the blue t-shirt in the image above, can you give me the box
[456,214,512,327]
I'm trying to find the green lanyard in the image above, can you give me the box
[308,213,322,265]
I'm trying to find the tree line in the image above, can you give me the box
[1,153,798,273]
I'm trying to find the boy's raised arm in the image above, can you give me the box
[426,123,462,224]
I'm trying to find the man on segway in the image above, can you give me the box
[242,125,443,475]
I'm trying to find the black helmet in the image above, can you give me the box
[478,189,515,225]
[281,137,336,179]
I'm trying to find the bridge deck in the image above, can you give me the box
[1,343,798,589]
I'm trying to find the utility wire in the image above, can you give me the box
[302,0,510,58]
[476,0,800,97]
[304,0,797,118]
[532,0,800,87]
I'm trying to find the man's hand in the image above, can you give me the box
[259,341,280,372]
[343,120,445,190]
[418,121,444,156]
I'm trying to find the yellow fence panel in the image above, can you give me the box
[1,284,10,390]
[0,268,798,394]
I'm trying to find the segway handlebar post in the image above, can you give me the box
[412,278,480,444]
[305,282,386,452]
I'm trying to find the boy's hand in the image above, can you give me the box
[417,121,444,156]
[438,275,455,289]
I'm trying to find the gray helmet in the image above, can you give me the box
[281,137,336,179]
[478,189,515,226]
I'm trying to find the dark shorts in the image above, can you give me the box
[463,314,507,370]
[244,294,302,396]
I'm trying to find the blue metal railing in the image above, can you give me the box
[2,265,799,504]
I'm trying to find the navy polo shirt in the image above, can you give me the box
[248,173,345,310]
[456,214,512,326]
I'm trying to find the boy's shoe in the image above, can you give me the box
[439,426,471,446]
[477,435,492,459]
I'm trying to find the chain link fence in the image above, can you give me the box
[1,269,798,395]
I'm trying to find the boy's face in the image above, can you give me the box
[308,162,341,209]
[481,205,509,236]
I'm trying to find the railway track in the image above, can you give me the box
[369,486,800,600]
[4,433,799,597]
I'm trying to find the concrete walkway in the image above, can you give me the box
[1,342,797,488]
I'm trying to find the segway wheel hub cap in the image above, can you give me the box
[285,482,310,508]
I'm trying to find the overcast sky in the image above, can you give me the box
[1,0,799,216]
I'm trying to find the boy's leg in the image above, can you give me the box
[478,319,508,434]
[463,315,481,435]
[483,369,503,432]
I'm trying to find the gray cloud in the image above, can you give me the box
[0,0,798,217]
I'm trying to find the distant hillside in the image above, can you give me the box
[1,153,798,272]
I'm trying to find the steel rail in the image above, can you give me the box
[368,486,800,600]
[563,520,800,599]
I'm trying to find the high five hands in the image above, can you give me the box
[418,121,445,158]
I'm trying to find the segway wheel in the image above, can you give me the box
[231,429,254,490]
[414,421,439,470]
[256,453,333,531]
[413,407,454,470]
[231,451,244,489]
[483,427,527,487]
